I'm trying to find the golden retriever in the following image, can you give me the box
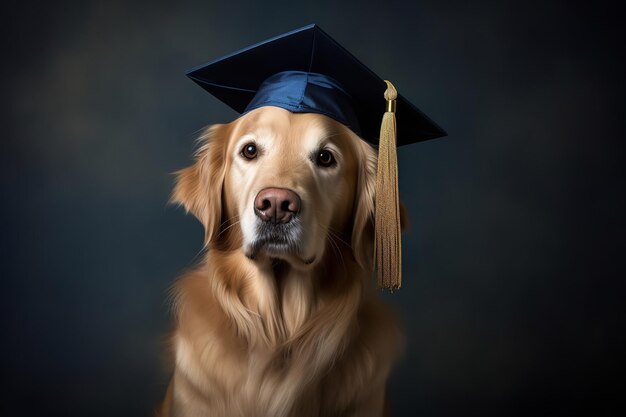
[157,106,405,417]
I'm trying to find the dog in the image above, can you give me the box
[157,106,405,417]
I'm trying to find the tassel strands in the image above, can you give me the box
[375,80,402,290]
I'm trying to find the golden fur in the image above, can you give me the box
[157,107,405,417]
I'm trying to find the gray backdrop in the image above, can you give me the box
[2,0,624,416]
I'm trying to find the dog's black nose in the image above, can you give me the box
[254,188,301,224]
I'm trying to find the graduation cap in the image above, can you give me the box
[186,24,446,290]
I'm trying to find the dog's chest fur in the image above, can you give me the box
[163,250,401,417]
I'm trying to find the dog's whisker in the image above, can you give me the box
[326,234,340,261]
[327,233,347,275]
[216,219,242,238]
[218,214,241,230]
[318,224,347,274]
[298,219,352,270]
[308,206,354,251]
[326,228,352,250]
[323,225,349,274]
[317,223,353,250]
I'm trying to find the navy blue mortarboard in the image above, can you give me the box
[186,24,446,146]
[185,24,447,290]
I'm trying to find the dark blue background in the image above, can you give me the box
[1,1,624,416]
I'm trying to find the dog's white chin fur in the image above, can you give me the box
[242,207,322,268]
[244,241,319,269]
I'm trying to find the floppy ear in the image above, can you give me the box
[351,139,378,271]
[351,139,411,271]
[170,124,229,245]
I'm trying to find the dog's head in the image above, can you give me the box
[171,106,383,271]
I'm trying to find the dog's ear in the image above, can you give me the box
[351,139,378,271]
[351,139,411,271]
[170,124,229,245]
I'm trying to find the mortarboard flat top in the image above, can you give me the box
[186,24,446,146]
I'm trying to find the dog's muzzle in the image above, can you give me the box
[246,187,304,259]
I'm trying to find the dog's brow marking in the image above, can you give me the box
[311,132,341,151]
[317,132,342,142]
[236,134,256,148]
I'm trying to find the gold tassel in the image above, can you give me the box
[375,80,402,291]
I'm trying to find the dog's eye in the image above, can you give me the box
[241,143,258,160]
[316,149,335,168]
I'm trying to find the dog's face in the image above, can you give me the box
[172,106,378,271]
